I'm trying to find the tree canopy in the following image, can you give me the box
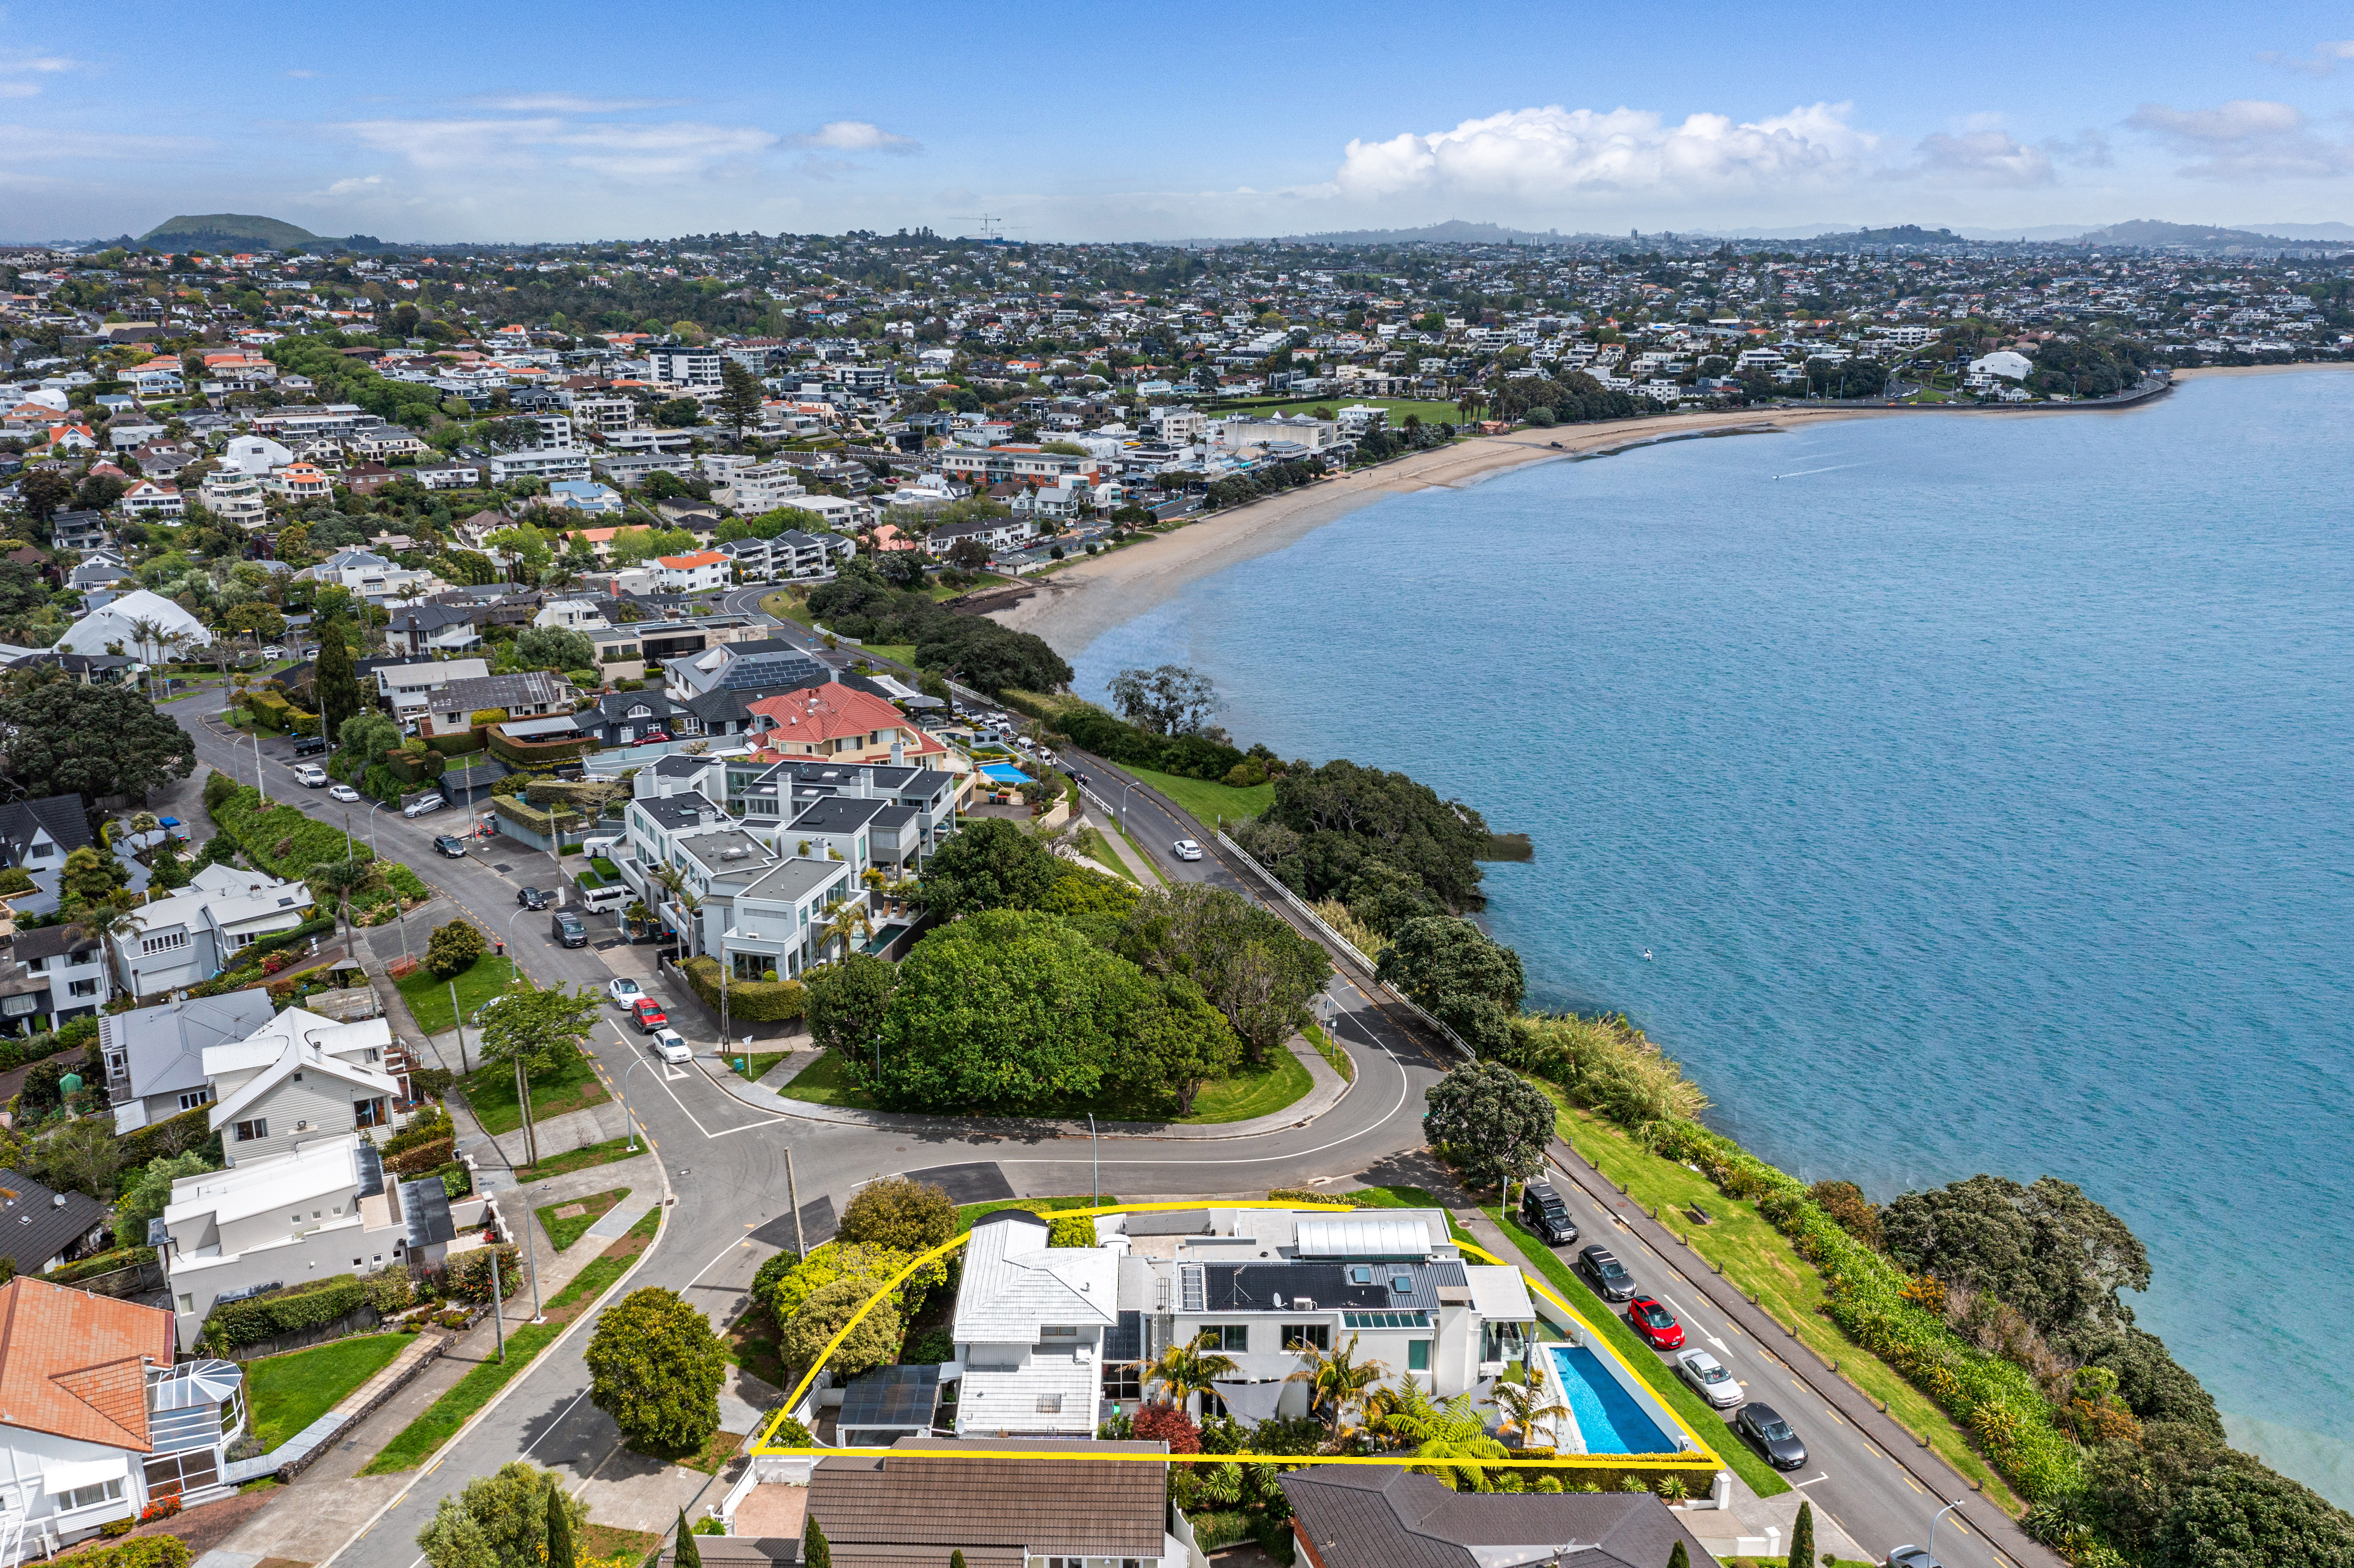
[912,817,1060,918]
[1882,1174,2152,1354]
[1375,916,1525,1057]
[0,678,194,807]
[1422,1060,1554,1192]
[1117,882,1329,1064]
[476,984,601,1075]
[585,1287,728,1455]
[1249,758,1489,913]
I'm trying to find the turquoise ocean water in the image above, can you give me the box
[1069,371,2354,1502]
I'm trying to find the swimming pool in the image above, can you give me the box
[1548,1344,1674,1455]
[980,763,1031,784]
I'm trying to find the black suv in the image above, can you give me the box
[1519,1182,1578,1246]
[1577,1245,1637,1302]
[551,911,588,949]
[516,887,549,910]
[432,835,469,858]
[292,734,329,757]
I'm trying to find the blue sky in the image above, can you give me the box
[7,0,2354,242]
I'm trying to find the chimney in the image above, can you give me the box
[890,739,904,768]
[858,768,873,794]
[659,775,675,798]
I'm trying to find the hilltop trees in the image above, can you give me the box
[0,679,194,807]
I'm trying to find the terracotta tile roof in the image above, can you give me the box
[0,1277,174,1450]
[746,683,911,748]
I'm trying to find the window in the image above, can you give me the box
[1105,1362,1144,1402]
[63,1477,124,1512]
[178,1088,213,1111]
[68,979,97,998]
[1347,1265,1374,1285]
[1340,1310,1430,1329]
[141,930,190,956]
[355,1097,388,1128]
[1038,1324,1080,1342]
[1196,1325,1248,1352]
[1407,1340,1430,1373]
[1282,1323,1331,1353]
[234,1118,267,1142]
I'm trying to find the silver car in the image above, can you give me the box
[1889,1549,1943,1568]
[1674,1348,1742,1409]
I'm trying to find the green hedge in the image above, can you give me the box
[679,955,807,1021]
[1004,692,1245,783]
[46,1245,155,1285]
[0,1020,94,1072]
[72,1535,192,1568]
[212,784,381,880]
[200,1273,369,1352]
[487,729,597,766]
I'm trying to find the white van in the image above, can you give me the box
[580,836,621,859]
[580,884,631,914]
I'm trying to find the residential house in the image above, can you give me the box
[724,755,961,871]
[116,480,183,519]
[98,991,276,1131]
[661,638,826,703]
[302,548,438,604]
[579,690,680,748]
[744,682,952,769]
[54,588,211,659]
[361,656,491,729]
[4,925,110,1026]
[411,460,481,491]
[0,796,93,876]
[260,463,331,502]
[611,782,863,974]
[548,479,623,515]
[489,448,590,485]
[384,602,481,655]
[654,550,731,593]
[418,671,575,739]
[218,435,294,475]
[584,614,766,685]
[926,514,1035,560]
[48,510,112,554]
[196,470,266,528]
[0,1278,248,1544]
[951,1210,1122,1437]
[1281,1466,1721,1568]
[774,529,854,578]
[111,864,317,1001]
[202,1007,414,1164]
[0,1172,111,1279]
[534,598,612,632]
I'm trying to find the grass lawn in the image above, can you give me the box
[1073,827,1136,882]
[760,591,815,626]
[397,958,522,1036]
[461,1048,610,1137]
[1483,1203,1791,1498]
[1546,1093,2019,1509]
[1211,394,1467,427]
[1303,1021,1353,1082]
[956,1196,1118,1230]
[580,1525,660,1563]
[730,1050,794,1082]
[1127,766,1274,830]
[636,1424,745,1473]
[537,1187,629,1251]
[858,644,917,666]
[516,1135,645,1182]
[245,1332,415,1452]
[361,1208,661,1475]
[778,1045,1310,1125]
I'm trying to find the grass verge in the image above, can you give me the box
[537,1187,629,1252]
[359,1207,661,1475]
[245,1332,415,1451]
[955,1196,1119,1230]
[1303,1021,1353,1082]
[397,958,518,1036]
[1483,1204,1791,1498]
[1547,1094,2019,1509]
[778,1045,1310,1125]
[580,1525,660,1563]
[461,1048,611,1136]
[1074,827,1137,883]
[729,1050,794,1083]
[858,644,917,666]
[516,1135,645,1182]
[1126,765,1274,829]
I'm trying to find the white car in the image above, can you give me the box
[262,645,284,659]
[294,764,328,788]
[327,784,362,804]
[1172,838,1203,861]
[650,1029,692,1065]
[607,977,644,1008]
[1674,1348,1743,1409]
[401,793,446,818]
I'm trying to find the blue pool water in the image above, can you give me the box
[1068,371,2354,1504]
[1551,1344,1675,1455]
[979,763,1032,784]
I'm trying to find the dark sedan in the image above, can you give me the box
[1735,1402,1808,1470]
[516,887,549,910]
[1577,1245,1637,1303]
[432,835,469,858]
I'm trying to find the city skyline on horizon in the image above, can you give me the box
[7,0,2354,245]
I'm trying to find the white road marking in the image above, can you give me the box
[1791,1473,1832,1488]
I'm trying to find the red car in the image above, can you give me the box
[1627,1296,1684,1351]
[632,730,672,746]
[629,997,669,1033]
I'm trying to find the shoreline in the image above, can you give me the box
[993,406,1885,654]
[2172,360,2354,380]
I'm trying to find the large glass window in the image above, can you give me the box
[1196,1325,1248,1352]
[1407,1340,1430,1373]
[1281,1324,1330,1352]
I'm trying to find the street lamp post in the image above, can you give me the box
[252,730,268,805]
[622,1057,646,1151]
[503,907,537,1164]
[1928,1500,1966,1568]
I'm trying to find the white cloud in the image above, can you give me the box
[789,120,922,154]
[0,80,34,97]
[1901,128,2055,187]
[2256,39,2354,77]
[326,175,384,195]
[0,49,72,92]
[1332,102,1872,204]
[0,125,207,160]
[2128,98,2354,179]
[337,115,778,180]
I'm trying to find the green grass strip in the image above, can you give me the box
[360,1208,661,1475]
[1481,1205,1792,1498]
[537,1188,629,1252]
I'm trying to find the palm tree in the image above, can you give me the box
[1483,1364,1572,1448]
[814,896,873,964]
[308,856,380,948]
[1145,1333,1237,1409]
[1287,1334,1387,1434]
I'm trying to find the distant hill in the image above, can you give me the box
[2069,219,2354,251]
[138,213,321,251]
[1282,220,1594,246]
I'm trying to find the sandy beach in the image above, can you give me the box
[2173,361,2354,380]
[992,405,1886,654]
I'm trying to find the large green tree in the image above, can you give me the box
[876,909,1140,1110]
[718,357,766,440]
[805,951,897,1063]
[1881,1175,2152,1354]
[912,818,1060,918]
[476,984,602,1075]
[1122,973,1244,1115]
[0,679,194,806]
[514,625,595,671]
[314,619,364,740]
[113,1150,218,1248]
[1258,759,1490,912]
[415,1462,583,1568]
[836,1177,956,1256]
[1376,916,1525,1057]
[1421,1060,1554,1193]
[585,1287,729,1455]
[1117,883,1329,1064]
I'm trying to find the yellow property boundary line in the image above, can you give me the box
[750,1201,1724,1473]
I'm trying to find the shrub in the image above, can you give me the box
[386,1136,455,1175]
[425,919,485,979]
[201,1274,370,1352]
[677,955,806,1021]
[837,1178,955,1256]
[76,1536,191,1568]
[1048,1214,1096,1247]
[1808,1180,1883,1249]
[447,1243,524,1304]
[1130,1402,1201,1453]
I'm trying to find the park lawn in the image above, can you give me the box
[461,1048,610,1136]
[397,958,521,1036]
[361,1208,661,1475]
[1212,394,1467,427]
[730,1051,794,1083]
[244,1332,415,1452]
[1483,1203,1791,1499]
[1544,1091,2020,1510]
[859,644,918,667]
[1126,766,1274,830]
[1073,827,1136,883]
[537,1187,629,1251]
[516,1135,645,1182]
[780,1046,1309,1126]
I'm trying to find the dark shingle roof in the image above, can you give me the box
[1280,1466,1720,1568]
[0,796,91,867]
[808,1439,1167,1557]
[0,1170,110,1275]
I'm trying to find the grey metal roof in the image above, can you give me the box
[789,796,889,834]
[101,991,276,1103]
[0,1169,108,1273]
[400,1176,455,1247]
[1187,1258,1462,1314]
[1280,1466,1720,1568]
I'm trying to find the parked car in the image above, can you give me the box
[629,997,669,1033]
[1888,1548,1942,1568]
[402,793,446,818]
[516,887,549,910]
[1627,1296,1685,1351]
[650,1029,692,1065]
[551,911,588,949]
[1172,838,1203,861]
[1519,1181,1578,1245]
[632,729,672,746]
[292,734,328,758]
[1674,1348,1743,1409]
[607,978,644,1007]
[328,784,362,803]
[432,835,469,858]
[295,764,328,787]
[1735,1402,1808,1470]
[261,645,284,659]
[1577,1246,1637,1302]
